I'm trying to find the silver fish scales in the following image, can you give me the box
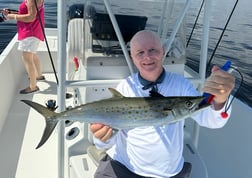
[21,88,210,149]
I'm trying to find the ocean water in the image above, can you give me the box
[0,0,251,107]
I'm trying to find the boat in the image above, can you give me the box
[0,0,251,178]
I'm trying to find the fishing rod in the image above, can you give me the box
[186,0,240,73]
[34,0,59,85]
[34,0,73,99]
[200,60,243,119]
[186,0,204,47]
[206,0,239,73]
[0,9,19,22]
[1,4,59,84]
[0,9,19,13]
[203,0,242,118]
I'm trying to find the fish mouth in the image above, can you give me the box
[196,103,211,111]
[195,98,211,111]
[190,96,211,112]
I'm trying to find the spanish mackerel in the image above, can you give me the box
[21,88,210,149]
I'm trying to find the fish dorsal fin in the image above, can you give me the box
[108,88,124,98]
[149,90,165,97]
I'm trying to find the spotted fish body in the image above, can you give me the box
[21,88,209,149]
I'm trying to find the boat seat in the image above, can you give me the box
[87,145,107,166]
[67,18,84,61]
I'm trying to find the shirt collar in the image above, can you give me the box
[138,68,166,90]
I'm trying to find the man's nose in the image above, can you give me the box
[143,51,152,59]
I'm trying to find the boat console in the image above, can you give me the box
[90,12,147,54]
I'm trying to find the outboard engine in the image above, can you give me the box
[68,4,96,20]
[69,4,84,19]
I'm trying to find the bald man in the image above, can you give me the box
[90,30,235,178]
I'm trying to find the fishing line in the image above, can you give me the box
[34,0,59,85]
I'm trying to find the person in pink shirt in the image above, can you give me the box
[4,0,45,94]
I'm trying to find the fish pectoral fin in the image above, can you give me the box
[163,107,173,111]
[108,88,124,98]
[161,109,173,116]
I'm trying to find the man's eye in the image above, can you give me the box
[149,48,159,54]
[137,51,144,56]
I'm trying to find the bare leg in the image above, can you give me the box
[33,53,43,78]
[22,51,37,90]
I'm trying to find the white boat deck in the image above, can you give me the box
[0,73,59,178]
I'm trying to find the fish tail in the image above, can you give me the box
[21,100,59,149]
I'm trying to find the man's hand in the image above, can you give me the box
[90,123,113,142]
[202,65,235,110]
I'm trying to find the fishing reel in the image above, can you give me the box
[0,9,19,23]
[0,11,7,23]
[45,99,58,111]
[45,99,74,127]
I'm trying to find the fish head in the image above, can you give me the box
[193,96,212,111]
[173,96,211,116]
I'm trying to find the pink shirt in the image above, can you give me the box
[17,0,45,41]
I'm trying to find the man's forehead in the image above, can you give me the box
[134,32,156,41]
[130,31,163,53]
[132,38,161,49]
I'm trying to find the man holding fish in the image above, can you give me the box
[90,30,235,178]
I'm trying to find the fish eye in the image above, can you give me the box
[185,100,194,109]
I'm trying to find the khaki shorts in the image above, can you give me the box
[94,154,191,178]
[18,37,41,54]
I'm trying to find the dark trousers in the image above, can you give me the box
[94,155,192,178]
